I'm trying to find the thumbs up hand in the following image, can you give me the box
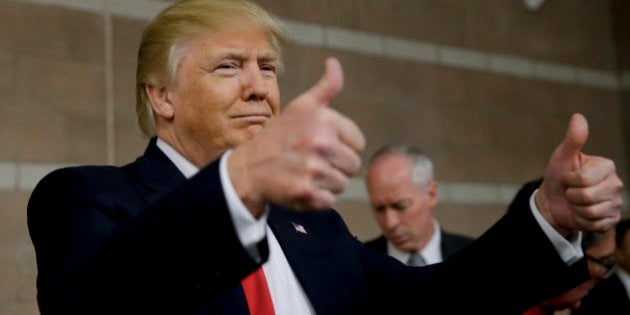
[536,113,623,235]
[229,57,365,216]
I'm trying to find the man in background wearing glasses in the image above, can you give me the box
[522,230,617,314]
[510,179,618,315]
[572,218,630,315]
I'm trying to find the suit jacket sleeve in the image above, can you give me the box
[359,187,589,314]
[27,158,264,314]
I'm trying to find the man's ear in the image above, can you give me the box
[427,181,439,207]
[145,83,174,119]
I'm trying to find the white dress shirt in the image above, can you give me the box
[529,189,584,264]
[157,139,315,315]
[156,138,583,314]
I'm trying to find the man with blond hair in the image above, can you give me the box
[28,1,623,314]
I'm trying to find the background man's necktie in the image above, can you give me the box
[407,253,426,267]
[242,267,275,315]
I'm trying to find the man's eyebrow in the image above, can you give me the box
[210,50,280,62]
[204,50,282,72]
[395,198,412,205]
[259,51,280,62]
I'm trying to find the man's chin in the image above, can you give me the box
[245,124,265,137]
[392,240,413,252]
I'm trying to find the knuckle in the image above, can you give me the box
[575,171,592,186]
[579,205,599,220]
[577,188,595,203]
[311,135,333,154]
[294,188,316,206]
[614,176,624,191]
[605,159,616,172]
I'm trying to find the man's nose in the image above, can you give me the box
[241,65,269,101]
[383,209,400,228]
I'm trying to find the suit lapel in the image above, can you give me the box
[130,139,354,313]
[440,230,454,258]
[128,139,254,314]
[131,138,187,205]
[267,208,350,314]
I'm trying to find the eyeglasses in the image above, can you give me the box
[585,254,616,272]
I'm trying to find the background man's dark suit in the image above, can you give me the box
[364,231,474,262]
[28,139,588,315]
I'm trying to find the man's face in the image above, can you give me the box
[159,21,281,166]
[585,230,617,279]
[366,155,437,253]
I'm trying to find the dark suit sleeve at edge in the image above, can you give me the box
[361,191,589,314]
[436,194,588,313]
[27,159,265,314]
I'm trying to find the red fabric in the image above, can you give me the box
[522,306,550,315]
[242,267,275,315]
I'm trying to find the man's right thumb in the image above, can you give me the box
[553,113,589,171]
[304,57,344,106]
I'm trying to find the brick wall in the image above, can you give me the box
[0,0,627,313]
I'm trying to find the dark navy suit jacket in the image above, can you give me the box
[364,230,474,262]
[572,272,630,315]
[28,138,588,315]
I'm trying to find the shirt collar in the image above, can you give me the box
[387,219,443,265]
[156,138,199,179]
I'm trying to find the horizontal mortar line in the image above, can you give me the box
[339,177,522,205]
[0,160,517,204]
[0,160,519,205]
[339,178,630,210]
[12,0,627,90]
[3,161,629,208]
[0,161,551,206]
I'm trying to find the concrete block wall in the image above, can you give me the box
[0,0,627,313]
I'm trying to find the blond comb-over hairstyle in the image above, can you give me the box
[135,0,288,138]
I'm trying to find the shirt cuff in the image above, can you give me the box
[219,150,267,262]
[530,189,583,265]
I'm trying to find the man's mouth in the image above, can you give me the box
[230,113,271,124]
[389,234,406,245]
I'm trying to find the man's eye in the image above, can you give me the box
[214,63,239,76]
[217,63,237,70]
[373,206,385,213]
[260,65,277,77]
[393,202,410,212]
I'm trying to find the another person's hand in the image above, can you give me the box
[229,57,365,217]
[536,113,623,236]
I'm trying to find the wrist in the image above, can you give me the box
[534,188,572,237]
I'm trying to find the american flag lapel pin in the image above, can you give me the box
[291,222,308,235]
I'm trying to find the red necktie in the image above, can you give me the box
[522,306,550,315]
[242,266,275,315]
